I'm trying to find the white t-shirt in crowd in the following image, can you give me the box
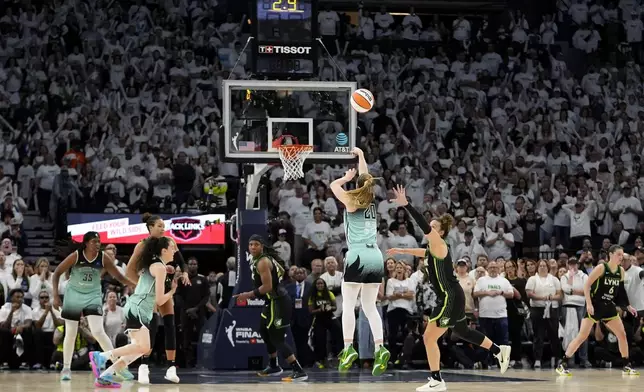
[386,234,419,265]
[560,270,588,307]
[33,307,60,332]
[526,274,561,308]
[320,270,344,318]
[36,164,61,191]
[386,277,415,314]
[103,305,126,344]
[474,275,513,318]
[302,221,332,249]
[290,204,312,235]
[318,11,340,36]
[624,265,644,311]
[0,302,33,328]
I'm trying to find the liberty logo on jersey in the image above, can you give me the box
[169,217,205,241]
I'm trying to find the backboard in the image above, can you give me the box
[222,80,358,164]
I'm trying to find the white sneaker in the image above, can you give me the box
[495,345,511,374]
[416,377,447,392]
[164,366,180,383]
[138,364,150,384]
[533,360,541,369]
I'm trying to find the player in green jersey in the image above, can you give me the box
[330,147,389,376]
[52,231,135,382]
[556,245,639,376]
[388,186,511,392]
[90,236,178,388]
[235,235,308,382]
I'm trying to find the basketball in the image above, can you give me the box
[350,88,375,113]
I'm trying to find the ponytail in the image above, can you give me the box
[264,245,286,280]
[345,173,377,209]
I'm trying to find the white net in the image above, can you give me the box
[278,145,313,181]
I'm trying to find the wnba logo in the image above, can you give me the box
[334,133,350,153]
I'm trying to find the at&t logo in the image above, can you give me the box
[334,132,350,153]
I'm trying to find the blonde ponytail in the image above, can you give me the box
[345,173,377,209]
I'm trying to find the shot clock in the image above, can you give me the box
[253,0,317,77]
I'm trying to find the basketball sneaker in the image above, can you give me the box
[95,374,121,389]
[164,366,180,383]
[556,360,571,376]
[416,377,447,392]
[138,364,150,384]
[494,345,512,374]
[113,368,134,382]
[338,345,358,372]
[623,365,640,375]
[89,351,107,378]
[257,365,283,377]
[59,368,71,381]
[372,345,390,376]
[281,368,308,382]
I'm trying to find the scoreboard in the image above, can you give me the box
[253,0,317,77]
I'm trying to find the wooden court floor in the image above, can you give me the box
[0,368,639,391]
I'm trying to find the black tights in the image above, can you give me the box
[259,322,294,359]
[451,318,486,347]
[387,308,411,361]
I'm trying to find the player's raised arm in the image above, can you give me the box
[353,147,368,176]
[330,168,357,207]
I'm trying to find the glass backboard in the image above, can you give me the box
[222,80,357,164]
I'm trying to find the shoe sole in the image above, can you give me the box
[372,351,391,376]
[338,352,359,372]
[164,375,180,384]
[257,369,283,377]
[94,379,121,389]
[416,383,447,392]
[282,375,308,382]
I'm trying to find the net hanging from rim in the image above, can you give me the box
[273,135,313,181]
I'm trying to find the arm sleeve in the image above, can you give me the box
[404,204,431,235]
[173,250,187,272]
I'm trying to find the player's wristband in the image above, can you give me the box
[253,288,262,298]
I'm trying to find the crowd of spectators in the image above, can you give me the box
[0,0,644,373]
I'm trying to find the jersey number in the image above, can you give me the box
[83,273,93,282]
[364,204,376,220]
[608,286,614,295]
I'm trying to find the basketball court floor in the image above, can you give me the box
[0,368,638,391]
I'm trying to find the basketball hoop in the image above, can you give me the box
[273,135,313,181]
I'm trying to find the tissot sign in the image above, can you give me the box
[258,45,312,54]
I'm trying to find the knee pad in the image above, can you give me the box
[163,314,176,350]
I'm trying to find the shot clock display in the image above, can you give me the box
[256,0,313,43]
[253,0,317,77]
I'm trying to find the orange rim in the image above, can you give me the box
[278,145,313,159]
